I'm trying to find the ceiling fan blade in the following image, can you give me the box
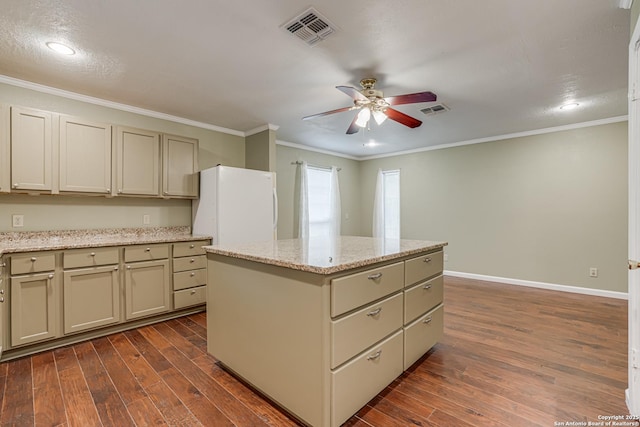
[384,108,422,128]
[336,86,368,101]
[346,113,361,134]
[384,91,437,106]
[302,106,355,121]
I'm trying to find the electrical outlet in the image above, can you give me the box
[143,214,150,225]
[589,267,598,278]
[12,214,24,228]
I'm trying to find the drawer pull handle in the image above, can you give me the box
[190,272,196,277]
[367,273,383,280]
[423,284,432,290]
[90,252,96,257]
[30,257,37,262]
[367,350,382,361]
[367,307,382,317]
[190,244,195,249]
[190,258,195,263]
[423,316,433,324]
[423,257,432,263]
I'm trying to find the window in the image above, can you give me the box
[373,169,400,239]
[299,163,341,238]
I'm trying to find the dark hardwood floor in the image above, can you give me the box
[0,276,631,426]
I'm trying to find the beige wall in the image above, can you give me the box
[246,129,276,172]
[632,0,640,35]
[275,144,363,239]
[0,82,244,232]
[360,122,628,292]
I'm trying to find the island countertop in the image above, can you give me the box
[0,226,212,255]
[203,235,447,274]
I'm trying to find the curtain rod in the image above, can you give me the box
[291,161,341,171]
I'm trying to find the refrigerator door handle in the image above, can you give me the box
[272,188,278,230]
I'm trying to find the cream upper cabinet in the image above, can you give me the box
[162,134,199,198]
[10,106,55,192]
[59,116,112,194]
[115,126,161,196]
[0,104,9,193]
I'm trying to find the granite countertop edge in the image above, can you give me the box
[205,239,447,275]
[0,227,213,256]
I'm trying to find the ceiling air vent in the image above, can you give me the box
[420,103,450,116]
[282,7,337,46]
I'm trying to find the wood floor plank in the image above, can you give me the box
[108,332,163,390]
[55,350,102,427]
[0,357,34,426]
[126,396,167,427]
[32,351,67,426]
[145,379,203,427]
[74,341,136,427]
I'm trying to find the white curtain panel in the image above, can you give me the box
[372,168,384,238]
[330,166,341,237]
[298,161,309,239]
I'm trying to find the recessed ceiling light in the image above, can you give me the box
[559,102,579,111]
[46,42,75,55]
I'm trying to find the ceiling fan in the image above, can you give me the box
[302,78,437,134]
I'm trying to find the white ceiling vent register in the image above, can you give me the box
[420,104,450,116]
[282,7,337,46]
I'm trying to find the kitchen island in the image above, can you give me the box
[204,236,447,427]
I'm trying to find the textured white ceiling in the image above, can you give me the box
[0,0,630,157]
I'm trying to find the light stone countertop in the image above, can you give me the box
[204,236,448,274]
[0,227,212,255]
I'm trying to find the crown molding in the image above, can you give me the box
[276,139,360,160]
[245,123,280,136]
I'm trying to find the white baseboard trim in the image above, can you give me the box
[444,270,628,300]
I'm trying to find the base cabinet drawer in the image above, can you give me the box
[174,286,206,309]
[404,275,443,324]
[331,292,403,368]
[332,330,403,427]
[124,244,169,262]
[173,255,206,272]
[403,304,444,370]
[173,241,208,258]
[173,268,207,291]
[11,252,55,275]
[63,247,119,269]
[404,251,443,287]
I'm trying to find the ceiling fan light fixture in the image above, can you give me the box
[355,108,371,127]
[372,109,388,125]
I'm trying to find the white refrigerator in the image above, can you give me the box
[192,166,277,245]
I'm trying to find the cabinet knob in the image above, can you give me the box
[48,274,54,279]
[366,350,382,361]
[145,248,151,252]
[423,316,433,324]
[106,188,111,193]
[163,191,168,195]
[190,272,195,277]
[114,267,119,271]
[367,272,382,280]
[13,183,18,188]
[423,284,432,290]
[423,257,432,263]
[118,189,123,193]
[126,265,131,270]
[190,290,196,295]
[0,296,4,303]
[0,289,4,294]
[90,252,96,257]
[189,258,195,263]
[189,244,195,249]
[30,257,37,262]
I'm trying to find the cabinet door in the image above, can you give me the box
[162,134,198,198]
[125,259,170,320]
[0,258,6,357]
[0,104,9,193]
[116,126,160,196]
[11,106,53,192]
[63,265,120,334]
[11,272,58,347]
[59,116,112,194]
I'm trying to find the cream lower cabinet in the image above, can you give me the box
[124,244,170,320]
[172,241,208,309]
[208,248,445,427]
[11,272,58,347]
[0,258,6,357]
